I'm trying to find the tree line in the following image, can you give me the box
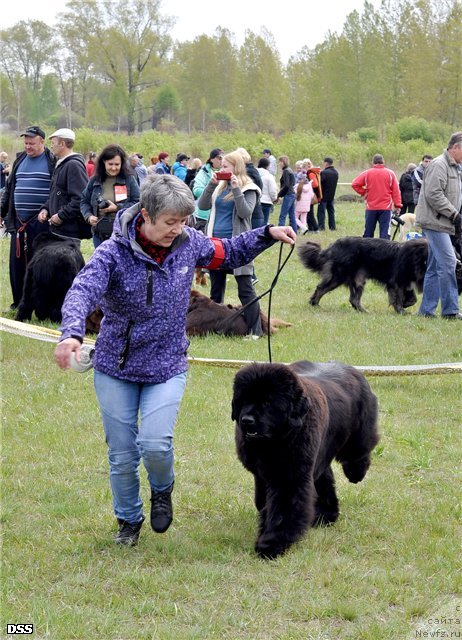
[1,0,461,137]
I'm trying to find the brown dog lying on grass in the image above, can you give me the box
[186,289,292,336]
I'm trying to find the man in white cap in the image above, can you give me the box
[0,125,55,309]
[38,128,89,240]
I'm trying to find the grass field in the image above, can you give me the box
[1,202,461,639]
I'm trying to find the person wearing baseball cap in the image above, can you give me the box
[261,149,277,177]
[1,126,56,310]
[37,128,89,241]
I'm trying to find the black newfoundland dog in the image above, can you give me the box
[232,360,379,559]
[15,233,85,323]
[298,236,432,313]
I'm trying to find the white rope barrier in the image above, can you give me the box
[1,316,461,377]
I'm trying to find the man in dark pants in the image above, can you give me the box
[317,156,339,230]
[0,126,55,310]
[38,128,88,241]
[352,154,402,239]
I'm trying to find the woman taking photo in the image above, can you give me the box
[55,174,295,546]
[81,144,140,247]
[197,150,263,337]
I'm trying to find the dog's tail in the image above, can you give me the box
[297,241,324,273]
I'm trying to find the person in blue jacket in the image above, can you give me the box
[171,153,189,181]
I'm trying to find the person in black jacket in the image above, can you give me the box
[38,129,89,241]
[277,155,296,233]
[0,126,56,309]
[317,156,339,231]
[399,163,417,214]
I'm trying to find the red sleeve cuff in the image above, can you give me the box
[205,237,226,270]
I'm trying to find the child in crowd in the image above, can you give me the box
[294,177,315,234]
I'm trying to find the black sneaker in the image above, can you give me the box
[115,517,144,546]
[442,313,462,320]
[150,483,174,533]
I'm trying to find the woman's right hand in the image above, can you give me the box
[88,215,98,226]
[55,338,82,369]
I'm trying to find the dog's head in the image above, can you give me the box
[232,363,310,441]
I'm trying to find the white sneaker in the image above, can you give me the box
[70,345,95,373]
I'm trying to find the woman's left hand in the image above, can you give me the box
[268,226,297,245]
[100,200,117,214]
[230,174,239,188]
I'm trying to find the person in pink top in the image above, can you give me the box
[294,177,315,234]
[351,154,402,239]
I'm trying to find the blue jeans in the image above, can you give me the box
[418,229,459,316]
[278,193,297,233]
[93,234,103,249]
[363,210,392,239]
[94,370,187,524]
[261,203,273,225]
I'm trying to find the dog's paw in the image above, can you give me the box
[255,534,289,560]
[312,510,339,527]
[14,307,31,322]
[342,456,371,483]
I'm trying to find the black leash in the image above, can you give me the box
[217,242,295,362]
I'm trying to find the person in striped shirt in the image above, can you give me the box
[1,126,55,309]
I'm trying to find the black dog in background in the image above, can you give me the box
[299,236,462,313]
[298,237,430,313]
[232,360,379,559]
[15,233,85,323]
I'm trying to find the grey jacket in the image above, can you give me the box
[415,150,461,233]
[198,180,260,276]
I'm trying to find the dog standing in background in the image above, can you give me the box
[298,236,431,313]
[15,233,85,323]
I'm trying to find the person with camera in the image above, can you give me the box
[197,150,264,337]
[54,173,296,547]
[81,144,140,248]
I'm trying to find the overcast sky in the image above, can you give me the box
[3,0,380,63]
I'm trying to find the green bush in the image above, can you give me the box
[392,117,434,143]
[356,127,379,143]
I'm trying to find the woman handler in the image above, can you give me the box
[55,174,296,546]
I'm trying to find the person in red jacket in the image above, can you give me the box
[352,154,402,239]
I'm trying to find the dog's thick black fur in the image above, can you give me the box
[298,236,430,313]
[232,360,379,559]
[15,233,85,323]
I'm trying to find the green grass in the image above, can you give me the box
[1,203,461,639]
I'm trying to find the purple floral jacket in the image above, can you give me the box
[59,204,276,383]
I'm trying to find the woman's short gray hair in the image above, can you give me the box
[140,174,195,222]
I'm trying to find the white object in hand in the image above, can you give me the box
[69,345,95,373]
